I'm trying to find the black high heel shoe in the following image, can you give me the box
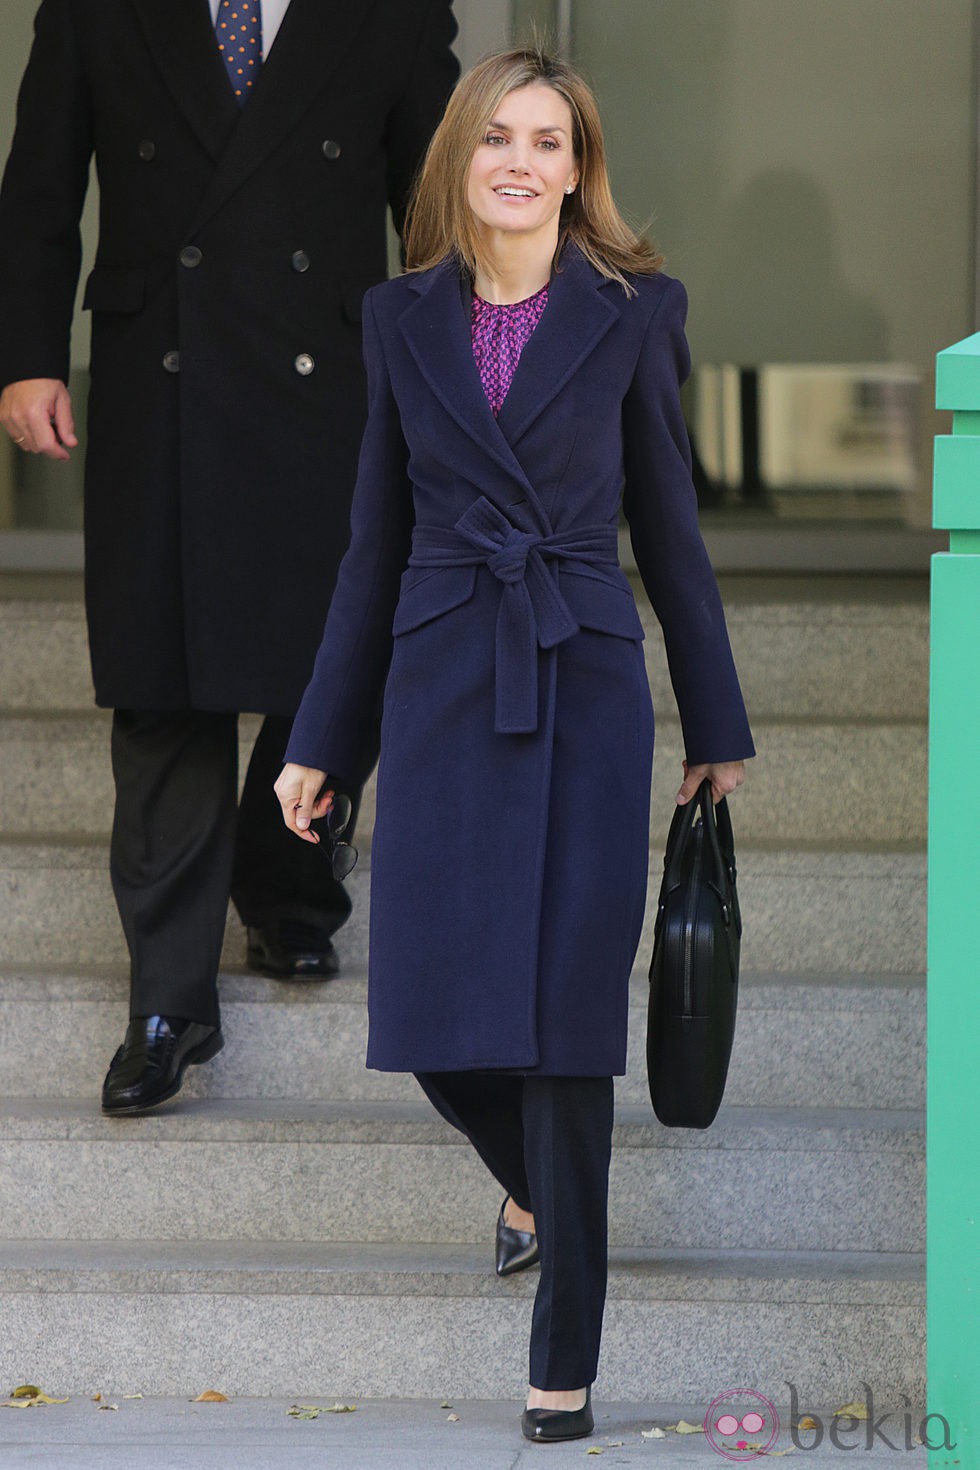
[521,1386,594,1443]
[495,1196,540,1277]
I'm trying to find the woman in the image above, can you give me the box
[275,47,754,1443]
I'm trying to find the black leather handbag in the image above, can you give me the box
[646,778,741,1128]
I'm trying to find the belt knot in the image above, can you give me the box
[486,528,539,585]
[409,497,619,735]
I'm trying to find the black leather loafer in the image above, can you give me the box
[246,921,339,979]
[495,1196,540,1276]
[101,1015,224,1115]
[521,1387,594,1443]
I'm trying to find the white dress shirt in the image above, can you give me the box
[209,0,290,58]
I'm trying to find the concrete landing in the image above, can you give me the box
[0,1395,934,1470]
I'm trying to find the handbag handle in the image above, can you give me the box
[661,779,736,926]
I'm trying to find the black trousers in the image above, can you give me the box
[415,1070,614,1390]
[109,709,361,1026]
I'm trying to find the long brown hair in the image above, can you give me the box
[404,46,663,295]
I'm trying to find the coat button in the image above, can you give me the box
[179,246,202,269]
[294,353,315,376]
[321,139,341,160]
[291,250,311,273]
[162,351,180,373]
[138,139,156,161]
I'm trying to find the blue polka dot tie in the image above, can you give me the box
[215,0,262,105]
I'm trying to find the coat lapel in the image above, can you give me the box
[186,0,375,236]
[399,247,623,527]
[399,261,547,521]
[495,245,620,445]
[129,0,240,162]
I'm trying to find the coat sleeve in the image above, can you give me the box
[284,287,415,783]
[383,0,458,238]
[622,277,755,765]
[0,0,93,389]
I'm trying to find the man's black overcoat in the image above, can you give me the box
[0,0,457,713]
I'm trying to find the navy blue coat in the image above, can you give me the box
[286,244,755,1075]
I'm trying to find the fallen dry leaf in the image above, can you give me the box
[194,1390,229,1403]
[123,1393,143,1400]
[834,1402,869,1421]
[440,1401,453,1409]
[796,1417,818,1431]
[287,1401,356,1420]
[91,1394,102,1403]
[97,1403,118,1412]
[446,1413,460,1422]
[2,1389,70,1409]
[672,1420,704,1434]
[586,1450,603,1457]
[642,1426,667,1439]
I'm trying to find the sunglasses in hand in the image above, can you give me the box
[317,790,358,881]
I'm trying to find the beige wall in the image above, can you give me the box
[574,0,974,370]
[573,0,975,523]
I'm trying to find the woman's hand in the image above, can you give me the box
[676,759,746,806]
[274,762,332,843]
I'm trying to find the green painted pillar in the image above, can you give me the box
[929,332,980,1463]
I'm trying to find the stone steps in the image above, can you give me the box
[0,1238,925,1402]
[0,1097,923,1253]
[0,574,929,1405]
[0,969,925,1109]
[0,583,931,720]
[0,709,927,847]
[0,842,927,973]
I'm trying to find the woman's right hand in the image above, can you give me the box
[274,762,332,843]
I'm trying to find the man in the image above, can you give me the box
[0,0,458,1113]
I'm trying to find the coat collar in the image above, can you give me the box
[129,0,240,162]
[398,243,621,519]
[129,0,374,233]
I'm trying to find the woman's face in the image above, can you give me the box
[466,82,579,247]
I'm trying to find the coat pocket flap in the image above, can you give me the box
[560,566,646,641]
[82,267,147,314]
[392,566,478,636]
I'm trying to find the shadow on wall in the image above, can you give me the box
[704,168,890,364]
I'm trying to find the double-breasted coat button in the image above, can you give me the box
[162,351,180,373]
[179,246,202,269]
[137,139,156,161]
[291,250,311,273]
[294,353,315,376]
[321,139,341,160]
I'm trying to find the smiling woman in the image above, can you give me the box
[464,83,579,270]
[404,45,664,298]
[276,44,752,1445]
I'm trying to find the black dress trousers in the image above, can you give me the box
[414,1070,614,1390]
[110,709,358,1026]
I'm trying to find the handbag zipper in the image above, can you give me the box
[682,819,702,1018]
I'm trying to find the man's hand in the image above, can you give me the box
[0,378,78,461]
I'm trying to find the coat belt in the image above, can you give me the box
[408,496,620,734]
